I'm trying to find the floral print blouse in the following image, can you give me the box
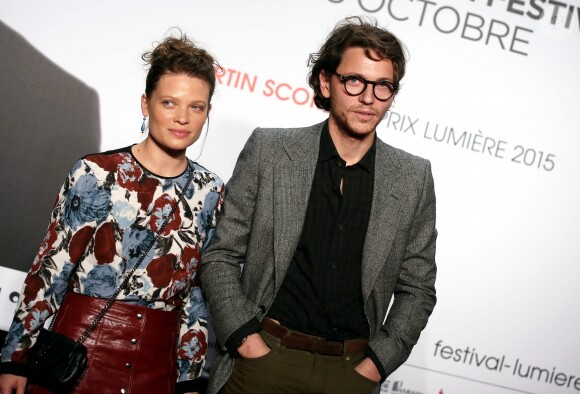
[0,146,223,384]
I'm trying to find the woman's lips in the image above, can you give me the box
[169,129,190,138]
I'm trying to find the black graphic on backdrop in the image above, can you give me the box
[0,20,101,272]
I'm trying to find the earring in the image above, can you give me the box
[140,116,147,133]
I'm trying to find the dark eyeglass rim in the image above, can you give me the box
[333,72,398,102]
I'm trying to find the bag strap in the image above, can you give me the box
[74,164,194,343]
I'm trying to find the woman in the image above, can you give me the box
[0,32,223,394]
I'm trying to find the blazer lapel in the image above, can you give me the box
[361,141,404,301]
[272,122,323,288]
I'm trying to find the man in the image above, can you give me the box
[201,17,437,394]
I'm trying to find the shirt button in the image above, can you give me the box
[131,338,137,345]
[136,313,143,320]
[336,160,343,167]
[331,262,337,269]
[337,224,344,231]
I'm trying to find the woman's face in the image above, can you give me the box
[141,72,211,155]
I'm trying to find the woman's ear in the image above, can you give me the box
[141,93,149,117]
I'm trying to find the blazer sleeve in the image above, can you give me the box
[200,129,265,354]
[368,159,437,378]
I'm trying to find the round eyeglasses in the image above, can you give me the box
[333,72,398,102]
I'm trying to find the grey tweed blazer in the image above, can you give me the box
[200,120,437,393]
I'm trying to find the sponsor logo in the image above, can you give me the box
[381,379,439,394]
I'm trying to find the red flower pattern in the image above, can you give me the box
[162,267,188,302]
[23,300,51,331]
[149,194,181,235]
[181,245,201,276]
[146,254,176,288]
[31,220,59,273]
[137,176,160,211]
[4,150,223,383]
[116,157,143,191]
[179,328,207,363]
[22,275,46,305]
[94,222,116,264]
[68,226,95,263]
[86,153,124,172]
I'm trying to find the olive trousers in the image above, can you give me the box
[222,330,378,394]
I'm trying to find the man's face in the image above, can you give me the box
[320,46,395,140]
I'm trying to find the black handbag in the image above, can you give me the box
[25,165,193,392]
[26,329,88,392]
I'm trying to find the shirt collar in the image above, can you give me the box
[319,120,376,174]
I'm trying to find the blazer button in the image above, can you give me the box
[131,338,137,345]
[136,313,143,320]
[125,362,131,369]
[121,389,127,394]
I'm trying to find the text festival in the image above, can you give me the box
[434,340,580,391]
[328,0,580,56]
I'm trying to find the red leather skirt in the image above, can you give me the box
[27,291,181,394]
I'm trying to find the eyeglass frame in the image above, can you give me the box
[333,72,398,102]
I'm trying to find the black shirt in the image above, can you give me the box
[268,122,375,340]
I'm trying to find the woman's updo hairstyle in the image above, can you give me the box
[142,30,219,103]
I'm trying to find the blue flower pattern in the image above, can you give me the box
[45,262,75,304]
[122,228,156,270]
[28,308,50,332]
[2,322,24,361]
[186,287,208,326]
[199,191,220,250]
[64,173,111,231]
[111,199,138,229]
[1,147,223,383]
[81,264,119,298]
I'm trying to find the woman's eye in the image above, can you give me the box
[162,100,174,107]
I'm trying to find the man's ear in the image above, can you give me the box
[319,70,331,99]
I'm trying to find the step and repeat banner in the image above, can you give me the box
[0,1,578,393]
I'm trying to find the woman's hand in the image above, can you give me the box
[0,374,27,394]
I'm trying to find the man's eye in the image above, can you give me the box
[376,81,393,91]
[345,76,363,85]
